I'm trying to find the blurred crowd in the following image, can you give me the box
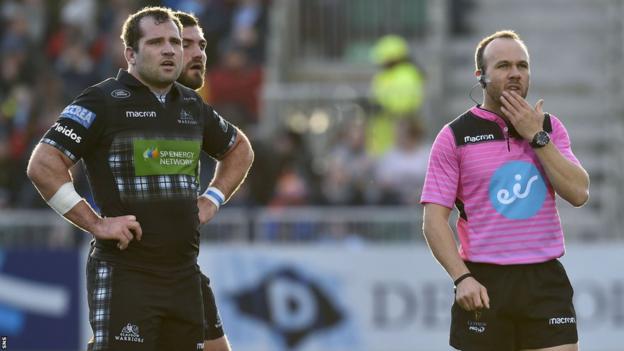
[0,0,268,209]
[0,0,430,211]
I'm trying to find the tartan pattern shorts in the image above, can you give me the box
[87,258,113,351]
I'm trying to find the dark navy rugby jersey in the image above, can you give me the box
[41,70,237,272]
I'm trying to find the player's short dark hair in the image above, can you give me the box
[120,6,182,51]
[475,30,527,73]
[174,11,200,28]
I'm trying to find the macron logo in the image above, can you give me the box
[464,134,495,143]
[549,317,576,325]
[126,111,157,118]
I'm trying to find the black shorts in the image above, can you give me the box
[86,257,204,351]
[200,273,225,340]
[450,259,578,351]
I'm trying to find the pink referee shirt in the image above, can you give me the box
[421,106,581,265]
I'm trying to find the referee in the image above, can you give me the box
[421,30,589,351]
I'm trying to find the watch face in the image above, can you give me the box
[533,131,550,147]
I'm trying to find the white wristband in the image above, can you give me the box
[47,182,83,215]
[201,186,225,209]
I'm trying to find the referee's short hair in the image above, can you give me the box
[174,11,200,28]
[474,30,528,73]
[121,6,182,52]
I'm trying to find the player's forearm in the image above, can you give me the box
[27,143,102,235]
[61,200,104,234]
[210,131,254,202]
[534,143,589,207]
[27,144,74,199]
[423,210,471,280]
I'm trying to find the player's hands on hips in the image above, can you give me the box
[499,90,544,141]
[198,196,218,225]
[455,276,490,311]
[93,215,142,250]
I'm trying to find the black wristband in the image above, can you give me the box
[453,273,473,287]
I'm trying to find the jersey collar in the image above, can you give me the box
[470,105,521,138]
[116,69,182,100]
[470,105,506,123]
[116,69,143,87]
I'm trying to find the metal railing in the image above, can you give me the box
[1,205,621,249]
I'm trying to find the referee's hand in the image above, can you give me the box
[93,215,143,250]
[455,277,490,311]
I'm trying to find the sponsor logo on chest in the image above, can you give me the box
[125,110,157,118]
[464,134,495,144]
[134,139,201,176]
[111,89,131,99]
[178,109,197,125]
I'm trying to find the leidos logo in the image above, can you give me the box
[115,323,144,343]
[143,147,159,159]
[53,122,82,143]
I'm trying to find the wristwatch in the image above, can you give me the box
[530,130,550,148]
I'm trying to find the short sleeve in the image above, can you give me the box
[549,114,581,166]
[40,87,105,162]
[420,126,460,208]
[201,104,238,159]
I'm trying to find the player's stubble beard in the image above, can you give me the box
[178,60,205,90]
[136,58,183,90]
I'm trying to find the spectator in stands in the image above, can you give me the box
[368,34,425,156]
[205,39,263,131]
[375,118,429,205]
[3,0,275,212]
[55,38,100,103]
[264,130,320,206]
[321,117,376,205]
[229,0,268,64]
[421,30,589,351]
[165,0,233,68]
[0,127,10,207]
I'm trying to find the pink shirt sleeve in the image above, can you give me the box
[420,126,460,208]
[549,114,581,166]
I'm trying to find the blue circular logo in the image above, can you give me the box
[488,161,546,219]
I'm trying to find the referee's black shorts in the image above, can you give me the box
[450,259,578,351]
[86,257,204,351]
